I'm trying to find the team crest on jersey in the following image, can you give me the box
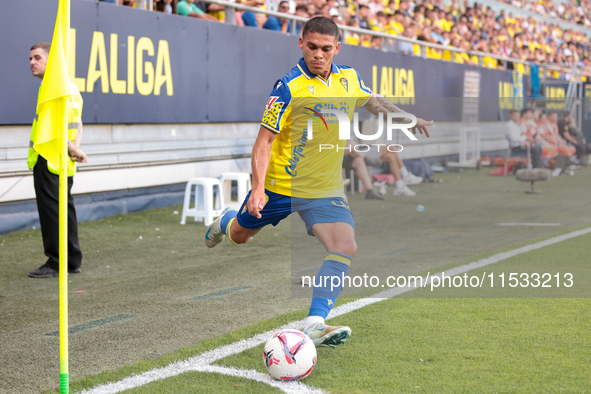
[307,85,314,94]
[340,77,348,92]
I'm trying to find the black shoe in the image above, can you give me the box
[28,265,59,278]
[365,189,385,200]
[69,268,81,274]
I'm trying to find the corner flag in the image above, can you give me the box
[35,1,74,393]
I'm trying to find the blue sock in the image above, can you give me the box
[220,210,237,235]
[308,252,352,319]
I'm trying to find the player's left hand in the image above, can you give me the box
[411,118,434,138]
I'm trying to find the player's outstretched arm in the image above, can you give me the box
[364,93,434,138]
[248,126,278,219]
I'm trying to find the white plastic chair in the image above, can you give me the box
[219,172,251,209]
[180,178,224,226]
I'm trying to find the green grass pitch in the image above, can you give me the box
[2,168,589,393]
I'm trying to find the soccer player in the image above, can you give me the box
[205,17,433,347]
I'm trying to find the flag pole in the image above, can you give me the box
[59,97,70,394]
[59,0,71,391]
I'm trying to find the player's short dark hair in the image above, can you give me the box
[30,42,50,55]
[295,4,308,12]
[562,110,571,118]
[521,108,532,116]
[302,16,339,40]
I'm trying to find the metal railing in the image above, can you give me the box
[197,0,591,79]
[93,0,591,80]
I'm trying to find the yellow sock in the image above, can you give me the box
[226,218,240,245]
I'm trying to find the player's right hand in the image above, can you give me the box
[247,189,266,219]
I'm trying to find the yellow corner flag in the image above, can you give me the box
[34,0,75,168]
[35,1,74,393]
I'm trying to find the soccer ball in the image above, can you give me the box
[263,329,317,381]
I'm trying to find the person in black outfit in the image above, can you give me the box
[27,42,88,278]
[557,110,590,166]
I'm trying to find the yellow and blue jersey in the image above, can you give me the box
[260,58,372,199]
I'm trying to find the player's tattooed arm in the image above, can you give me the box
[364,93,435,137]
[364,93,405,116]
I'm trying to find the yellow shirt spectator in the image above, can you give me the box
[369,19,384,32]
[387,21,404,35]
[481,56,496,68]
[428,48,442,59]
[413,44,423,56]
[345,35,360,46]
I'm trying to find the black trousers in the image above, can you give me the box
[573,142,587,163]
[512,143,543,168]
[33,156,82,271]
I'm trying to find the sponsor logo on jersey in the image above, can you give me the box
[267,96,279,110]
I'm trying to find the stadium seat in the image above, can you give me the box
[219,172,251,210]
[180,177,224,226]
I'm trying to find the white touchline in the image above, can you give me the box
[201,366,326,394]
[78,226,591,394]
[498,223,561,226]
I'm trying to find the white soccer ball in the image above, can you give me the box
[263,329,317,381]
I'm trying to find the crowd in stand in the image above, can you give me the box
[502,0,591,27]
[101,0,591,78]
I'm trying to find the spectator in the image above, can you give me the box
[369,11,386,32]
[371,35,383,49]
[195,0,226,21]
[177,0,220,21]
[287,4,309,35]
[240,0,267,27]
[379,150,423,196]
[311,0,325,16]
[263,1,290,32]
[358,4,371,29]
[558,111,590,165]
[342,143,385,200]
[430,25,444,43]
[399,0,412,17]
[537,111,576,164]
[155,0,174,14]
[395,25,415,54]
[344,19,361,45]
[508,109,543,168]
